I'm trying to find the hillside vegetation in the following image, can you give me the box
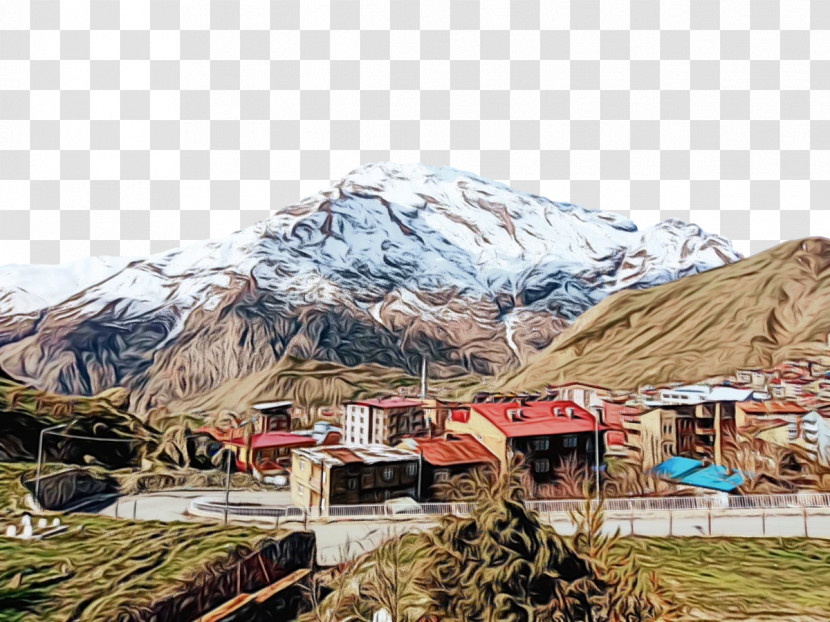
[158,357,422,416]
[503,237,830,393]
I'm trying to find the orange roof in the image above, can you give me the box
[737,401,807,414]
[470,401,602,438]
[411,434,498,466]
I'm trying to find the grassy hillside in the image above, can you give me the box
[502,237,830,393]
[158,357,423,415]
[0,514,283,622]
[0,376,158,466]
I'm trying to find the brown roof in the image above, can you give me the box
[409,434,498,466]
[322,447,363,464]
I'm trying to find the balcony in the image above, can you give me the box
[694,444,714,456]
[695,424,716,435]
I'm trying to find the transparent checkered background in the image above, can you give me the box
[1,0,829,264]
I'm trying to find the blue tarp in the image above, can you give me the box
[680,464,745,492]
[652,456,702,480]
[652,457,746,492]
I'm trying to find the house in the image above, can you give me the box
[343,397,425,446]
[226,432,317,478]
[397,433,498,501]
[547,382,614,413]
[291,445,420,511]
[600,401,643,457]
[446,400,604,482]
[251,401,294,433]
[735,401,807,436]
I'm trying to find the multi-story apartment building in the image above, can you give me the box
[446,400,604,483]
[290,444,419,511]
[623,401,737,467]
[343,397,425,446]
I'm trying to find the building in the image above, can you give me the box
[290,444,419,511]
[796,411,830,465]
[417,398,464,435]
[397,433,498,500]
[644,385,754,407]
[549,382,615,414]
[227,432,317,477]
[735,401,808,438]
[446,400,604,482]
[600,401,644,457]
[343,397,425,446]
[251,401,294,433]
[623,401,737,467]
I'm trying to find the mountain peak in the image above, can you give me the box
[0,163,740,414]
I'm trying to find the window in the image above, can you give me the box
[382,467,395,482]
[789,421,798,441]
[347,478,358,490]
[563,435,578,448]
[533,459,550,473]
[406,463,418,477]
[533,438,549,451]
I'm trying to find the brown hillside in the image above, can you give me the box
[156,357,421,417]
[501,238,830,393]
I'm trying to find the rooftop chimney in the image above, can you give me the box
[554,407,563,417]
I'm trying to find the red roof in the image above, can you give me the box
[470,401,603,438]
[352,397,423,409]
[449,409,470,423]
[226,432,317,450]
[738,401,807,415]
[411,434,498,466]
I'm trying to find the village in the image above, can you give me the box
[193,357,830,514]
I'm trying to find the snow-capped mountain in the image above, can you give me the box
[0,162,740,414]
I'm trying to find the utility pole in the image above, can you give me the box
[419,356,428,398]
[35,423,67,510]
[594,409,600,502]
[224,415,258,526]
[416,447,423,501]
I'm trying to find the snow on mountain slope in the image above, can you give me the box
[0,162,740,414]
[0,256,131,315]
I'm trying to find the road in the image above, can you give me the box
[90,490,830,566]
[95,489,293,522]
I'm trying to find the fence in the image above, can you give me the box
[184,492,830,524]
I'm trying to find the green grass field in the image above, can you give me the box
[619,537,830,621]
[0,514,281,622]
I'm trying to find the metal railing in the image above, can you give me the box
[184,492,830,523]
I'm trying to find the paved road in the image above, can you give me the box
[91,490,830,566]
[96,489,293,522]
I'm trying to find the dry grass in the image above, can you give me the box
[156,357,422,417]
